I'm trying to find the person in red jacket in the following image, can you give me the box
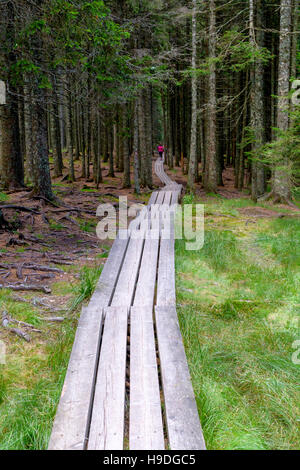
[157,144,164,160]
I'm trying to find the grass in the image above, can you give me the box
[49,220,64,231]
[0,290,77,450]
[69,265,103,312]
[0,192,9,202]
[78,220,97,233]
[0,264,102,450]
[176,196,300,450]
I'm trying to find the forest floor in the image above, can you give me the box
[0,159,299,450]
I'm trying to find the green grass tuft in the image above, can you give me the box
[69,265,103,312]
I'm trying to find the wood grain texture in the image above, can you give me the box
[148,191,159,206]
[48,235,129,451]
[156,236,176,307]
[163,191,172,206]
[155,306,206,450]
[111,236,145,307]
[156,190,165,205]
[133,236,159,308]
[130,306,164,450]
[88,307,128,450]
[49,306,103,451]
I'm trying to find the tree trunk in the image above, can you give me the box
[123,104,131,188]
[204,0,218,193]
[133,99,140,194]
[187,0,198,190]
[31,84,54,200]
[138,91,147,187]
[272,0,293,202]
[0,1,24,189]
[250,0,266,201]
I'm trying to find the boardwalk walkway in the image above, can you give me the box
[48,158,206,451]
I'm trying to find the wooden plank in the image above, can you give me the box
[155,306,206,450]
[48,306,103,450]
[88,307,128,450]
[157,235,176,307]
[129,205,148,234]
[134,236,159,308]
[130,307,165,450]
[156,191,165,205]
[89,233,130,310]
[111,236,145,307]
[171,190,180,206]
[48,234,129,451]
[163,191,172,206]
[148,191,159,206]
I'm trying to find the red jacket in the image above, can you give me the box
[157,146,164,153]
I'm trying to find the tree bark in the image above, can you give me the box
[272,0,293,202]
[187,0,198,190]
[250,0,266,201]
[204,0,218,193]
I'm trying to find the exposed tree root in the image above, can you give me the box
[0,205,40,214]
[0,283,51,293]
[1,312,31,342]
[258,191,300,210]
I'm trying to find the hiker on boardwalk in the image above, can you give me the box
[157,144,164,161]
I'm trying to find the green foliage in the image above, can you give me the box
[0,192,9,202]
[5,0,129,91]
[218,29,272,72]
[69,265,103,312]
[259,109,300,186]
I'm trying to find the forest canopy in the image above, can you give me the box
[0,0,299,202]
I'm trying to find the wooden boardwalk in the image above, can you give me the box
[48,158,206,451]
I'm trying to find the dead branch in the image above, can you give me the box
[11,295,65,313]
[58,215,80,226]
[0,262,63,274]
[21,263,64,273]
[38,316,65,322]
[17,263,24,279]
[50,207,96,215]
[0,205,40,214]
[1,312,31,342]
[0,283,51,294]
[25,273,55,281]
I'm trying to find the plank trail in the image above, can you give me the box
[49,157,205,451]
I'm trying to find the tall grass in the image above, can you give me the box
[0,321,75,449]
[176,197,300,450]
[69,265,103,312]
[0,265,103,450]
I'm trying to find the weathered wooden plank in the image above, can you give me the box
[157,234,176,307]
[130,307,165,450]
[148,191,159,206]
[89,232,130,310]
[155,306,206,450]
[88,307,128,450]
[111,236,145,307]
[129,205,148,234]
[163,191,172,206]
[134,236,159,308]
[48,234,129,451]
[156,191,165,205]
[171,190,180,206]
[48,306,103,450]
